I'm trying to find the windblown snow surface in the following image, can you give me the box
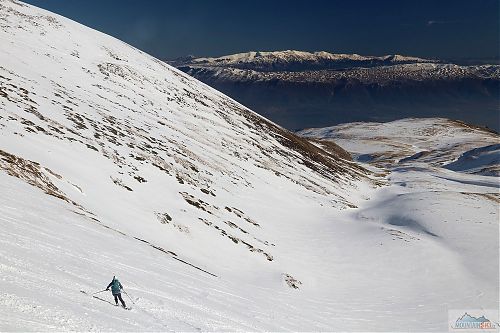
[299,118,499,330]
[0,1,498,331]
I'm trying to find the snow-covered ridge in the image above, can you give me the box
[175,50,437,72]
[171,48,499,84]
[298,117,500,174]
[193,50,436,64]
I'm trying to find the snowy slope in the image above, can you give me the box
[0,1,498,331]
[298,119,499,325]
[299,118,499,166]
[0,0,368,275]
[0,0,371,330]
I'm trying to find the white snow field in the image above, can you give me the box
[0,0,498,331]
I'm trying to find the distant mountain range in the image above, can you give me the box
[170,50,438,72]
[169,50,500,131]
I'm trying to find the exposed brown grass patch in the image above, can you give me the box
[0,149,77,205]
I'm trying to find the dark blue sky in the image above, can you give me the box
[24,0,499,60]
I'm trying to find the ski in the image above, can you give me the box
[92,295,116,306]
[81,290,132,309]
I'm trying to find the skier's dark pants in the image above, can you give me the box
[114,293,126,307]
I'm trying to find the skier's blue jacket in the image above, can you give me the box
[106,278,123,295]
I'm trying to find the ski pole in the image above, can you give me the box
[92,289,108,295]
[122,290,135,304]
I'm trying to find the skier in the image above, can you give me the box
[106,276,127,308]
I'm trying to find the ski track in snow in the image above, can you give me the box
[0,1,498,331]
